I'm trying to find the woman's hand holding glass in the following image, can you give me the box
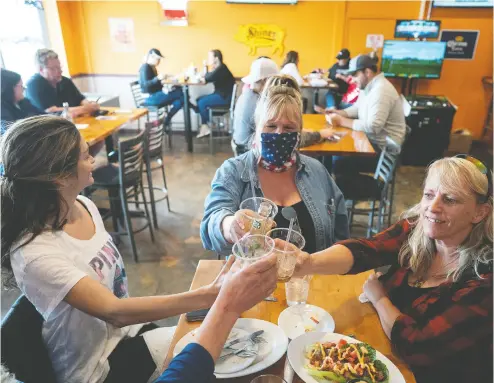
[292,251,312,278]
[222,209,276,244]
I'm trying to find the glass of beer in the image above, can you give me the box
[237,197,278,236]
[232,234,275,268]
[267,228,305,282]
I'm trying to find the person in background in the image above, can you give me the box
[295,156,493,383]
[1,69,42,134]
[232,57,279,156]
[0,115,237,383]
[201,75,349,258]
[139,48,185,128]
[327,54,406,175]
[26,49,99,117]
[196,50,236,138]
[280,51,304,86]
[154,252,278,383]
[325,48,351,109]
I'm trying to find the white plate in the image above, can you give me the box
[75,124,89,130]
[175,327,258,374]
[173,318,288,379]
[287,332,406,383]
[278,304,335,340]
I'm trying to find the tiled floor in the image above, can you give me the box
[1,136,426,327]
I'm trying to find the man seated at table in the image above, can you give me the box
[326,54,406,174]
[326,48,351,109]
[26,49,100,117]
[196,50,236,138]
[139,48,185,128]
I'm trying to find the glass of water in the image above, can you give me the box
[285,275,312,307]
[232,234,275,267]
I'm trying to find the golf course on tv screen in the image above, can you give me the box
[381,41,447,79]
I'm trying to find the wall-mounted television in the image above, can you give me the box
[433,0,492,7]
[227,0,297,3]
[395,20,441,39]
[381,40,447,79]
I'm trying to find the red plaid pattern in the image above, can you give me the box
[337,220,493,383]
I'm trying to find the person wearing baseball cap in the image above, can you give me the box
[326,53,406,175]
[326,48,351,109]
[138,48,184,128]
[231,57,279,155]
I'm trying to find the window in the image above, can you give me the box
[0,0,49,81]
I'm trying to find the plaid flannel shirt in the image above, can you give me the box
[338,219,493,383]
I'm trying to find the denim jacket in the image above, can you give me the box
[200,151,349,257]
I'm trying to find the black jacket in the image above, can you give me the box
[25,74,85,110]
[139,63,162,94]
[328,62,350,95]
[205,63,235,100]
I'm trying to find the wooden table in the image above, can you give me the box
[76,107,148,150]
[301,114,376,157]
[165,260,416,383]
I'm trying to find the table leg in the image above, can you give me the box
[182,85,193,153]
[312,89,320,112]
[105,135,115,161]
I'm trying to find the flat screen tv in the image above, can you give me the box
[433,0,492,7]
[394,20,441,39]
[381,40,447,79]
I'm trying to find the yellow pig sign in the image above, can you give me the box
[234,24,285,56]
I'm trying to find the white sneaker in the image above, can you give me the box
[197,124,211,138]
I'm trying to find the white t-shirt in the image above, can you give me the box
[280,63,304,86]
[11,196,143,383]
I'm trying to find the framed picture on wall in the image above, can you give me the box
[440,30,480,60]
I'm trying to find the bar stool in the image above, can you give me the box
[208,83,238,155]
[92,131,155,262]
[141,121,171,229]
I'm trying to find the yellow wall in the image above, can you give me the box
[56,0,492,138]
[59,0,347,77]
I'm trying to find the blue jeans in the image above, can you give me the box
[197,92,230,124]
[326,92,353,110]
[143,88,184,125]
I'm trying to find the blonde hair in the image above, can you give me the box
[253,74,303,151]
[399,157,493,282]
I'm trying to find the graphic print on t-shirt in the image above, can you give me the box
[88,239,128,298]
[113,264,128,298]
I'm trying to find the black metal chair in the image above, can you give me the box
[141,121,171,228]
[336,137,401,237]
[1,295,57,383]
[208,83,238,155]
[129,80,172,148]
[92,131,155,262]
[385,125,412,227]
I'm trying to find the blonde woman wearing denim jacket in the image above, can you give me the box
[201,75,349,258]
